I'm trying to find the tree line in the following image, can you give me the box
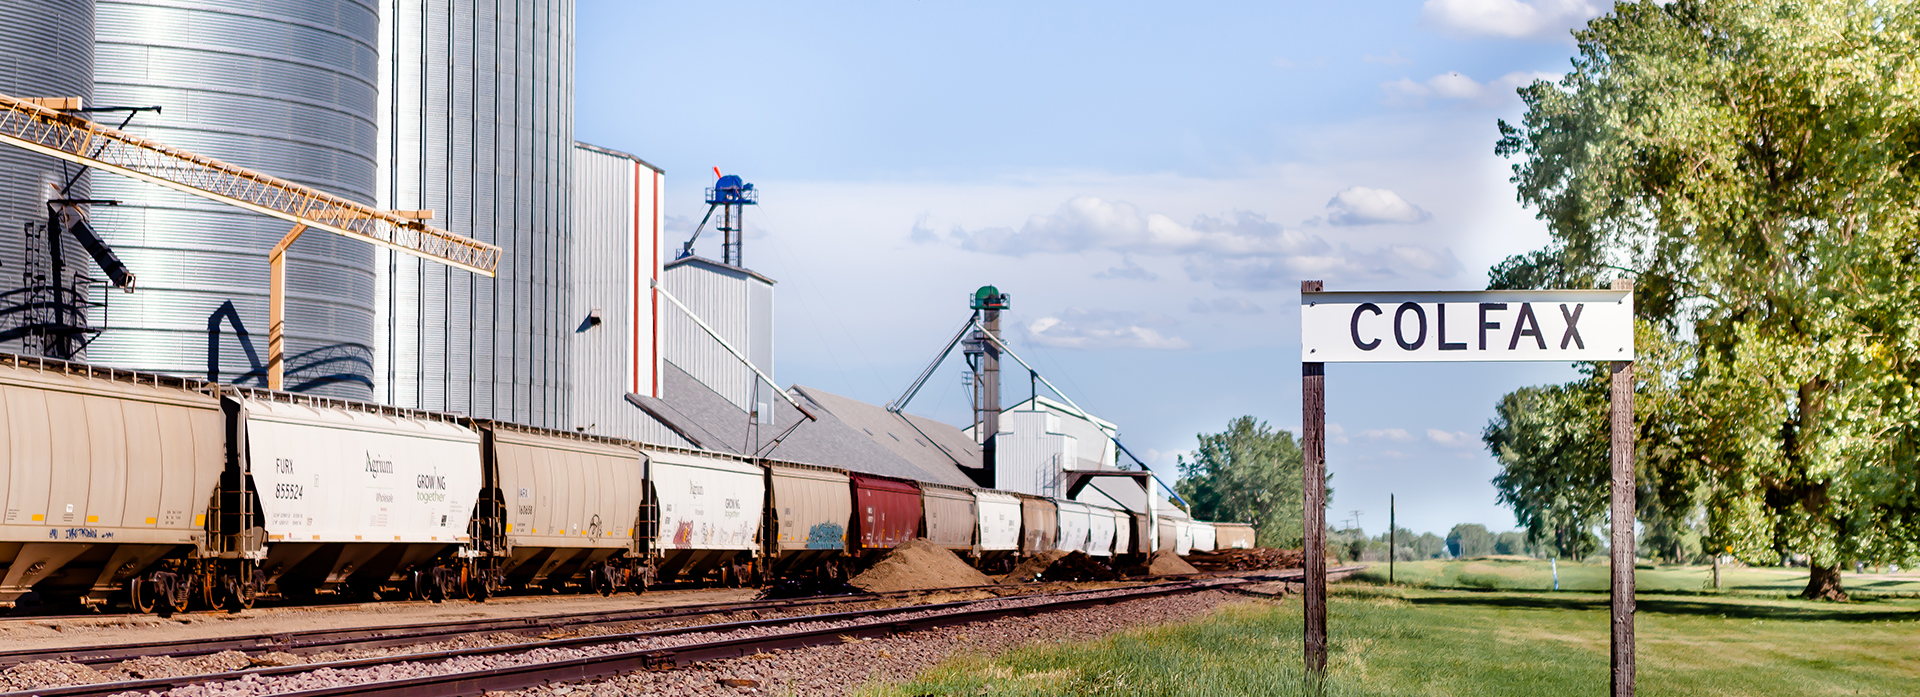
[1484,0,1920,600]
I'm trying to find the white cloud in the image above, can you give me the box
[1272,56,1297,69]
[1188,297,1264,315]
[945,195,1460,289]
[1327,422,1350,445]
[1426,428,1476,446]
[1325,186,1431,226]
[1361,427,1416,442]
[1023,308,1190,350]
[1421,0,1603,41]
[1362,50,1411,65]
[1093,255,1160,281]
[1382,71,1557,108]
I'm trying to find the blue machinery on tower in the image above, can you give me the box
[678,170,757,266]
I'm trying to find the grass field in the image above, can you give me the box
[1350,558,1920,596]
[864,561,1920,696]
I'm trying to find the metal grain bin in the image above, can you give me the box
[921,484,976,552]
[642,448,762,582]
[850,474,919,552]
[376,0,575,428]
[89,0,381,399]
[0,0,92,359]
[1086,505,1117,557]
[1191,521,1217,553]
[1017,495,1056,556]
[767,462,849,576]
[1214,522,1255,550]
[0,356,221,607]
[242,396,481,593]
[1054,499,1092,555]
[479,423,642,589]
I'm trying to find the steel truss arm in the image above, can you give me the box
[0,93,501,276]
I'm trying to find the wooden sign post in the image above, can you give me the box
[1299,280,1636,696]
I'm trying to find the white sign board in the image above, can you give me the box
[1302,290,1633,363]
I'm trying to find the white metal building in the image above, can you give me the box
[661,256,774,414]
[567,142,689,445]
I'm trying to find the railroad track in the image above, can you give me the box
[0,582,1030,669]
[0,568,1350,697]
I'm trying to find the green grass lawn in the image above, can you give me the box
[864,581,1920,696]
[1351,557,1920,596]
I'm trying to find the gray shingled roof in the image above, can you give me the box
[629,361,978,488]
[790,385,984,475]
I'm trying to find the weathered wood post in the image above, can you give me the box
[1608,278,1636,697]
[1301,280,1327,685]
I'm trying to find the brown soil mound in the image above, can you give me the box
[1001,551,1120,583]
[1146,550,1200,576]
[848,539,991,592]
[1000,551,1067,584]
[1185,547,1305,572]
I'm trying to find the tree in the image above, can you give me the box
[1495,0,1920,599]
[1447,524,1496,559]
[1175,416,1306,548]
[1493,531,1532,557]
[1484,381,1610,561]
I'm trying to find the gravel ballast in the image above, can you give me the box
[497,590,1245,697]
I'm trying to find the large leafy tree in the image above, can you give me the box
[1175,416,1305,547]
[1494,0,1920,599]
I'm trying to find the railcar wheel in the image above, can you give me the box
[128,578,156,614]
[218,574,257,613]
[592,566,615,597]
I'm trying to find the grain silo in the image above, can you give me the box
[570,141,688,445]
[374,0,574,429]
[86,0,382,399]
[0,0,93,358]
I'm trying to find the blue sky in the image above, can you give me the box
[576,0,1611,537]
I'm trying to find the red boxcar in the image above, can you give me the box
[850,474,921,551]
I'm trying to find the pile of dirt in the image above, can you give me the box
[1145,550,1200,576]
[1000,550,1066,584]
[1184,547,1305,572]
[848,539,991,592]
[1000,551,1119,583]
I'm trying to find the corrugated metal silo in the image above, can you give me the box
[87,0,381,399]
[0,0,93,356]
[569,141,686,445]
[662,256,775,414]
[375,0,574,429]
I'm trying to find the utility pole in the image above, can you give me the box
[1389,494,1395,585]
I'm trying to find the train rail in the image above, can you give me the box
[0,568,1348,697]
[0,581,1031,669]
